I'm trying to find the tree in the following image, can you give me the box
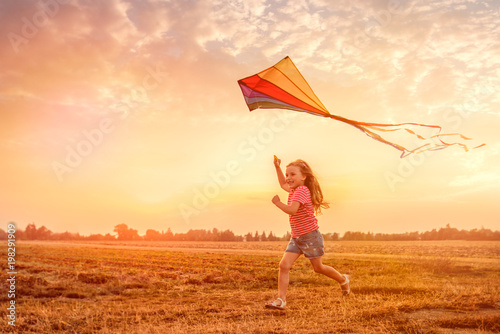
[268,231,278,241]
[103,233,116,241]
[114,224,128,240]
[162,228,174,241]
[220,229,236,241]
[145,229,162,241]
[212,228,220,239]
[323,232,339,241]
[55,231,76,240]
[113,224,140,240]
[25,223,37,240]
[37,226,52,240]
[87,234,105,241]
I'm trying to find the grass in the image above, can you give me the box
[1,240,499,333]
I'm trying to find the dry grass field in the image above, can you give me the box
[1,240,499,333]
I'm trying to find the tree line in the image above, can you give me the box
[1,223,282,242]
[2,223,499,241]
[340,224,500,241]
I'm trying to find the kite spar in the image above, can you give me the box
[237,56,484,157]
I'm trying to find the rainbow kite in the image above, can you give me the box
[237,56,484,157]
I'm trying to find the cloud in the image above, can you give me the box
[0,0,142,105]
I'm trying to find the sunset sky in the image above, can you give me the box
[1,0,499,238]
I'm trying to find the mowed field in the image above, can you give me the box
[1,240,499,333]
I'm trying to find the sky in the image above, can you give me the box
[1,0,499,238]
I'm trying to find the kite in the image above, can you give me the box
[237,56,485,157]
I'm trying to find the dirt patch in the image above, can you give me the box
[405,308,500,333]
[407,307,499,319]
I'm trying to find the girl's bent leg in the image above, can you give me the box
[278,252,301,301]
[309,256,345,283]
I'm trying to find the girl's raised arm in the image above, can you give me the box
[274,156,290,192]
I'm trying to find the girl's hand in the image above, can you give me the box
[273,155,281,167]
[272,195,280,205]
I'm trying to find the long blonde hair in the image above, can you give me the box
[287,159,330,215]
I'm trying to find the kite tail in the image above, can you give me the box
[327,114,485,158]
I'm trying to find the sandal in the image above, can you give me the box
[340,274,351,296]
[265,298,286,310]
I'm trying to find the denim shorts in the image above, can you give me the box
[285,229,325,259]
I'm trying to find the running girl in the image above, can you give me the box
[265,157,350,310]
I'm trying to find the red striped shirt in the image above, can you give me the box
[287,186,319,237]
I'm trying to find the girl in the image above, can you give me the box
[265,157,350,310]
